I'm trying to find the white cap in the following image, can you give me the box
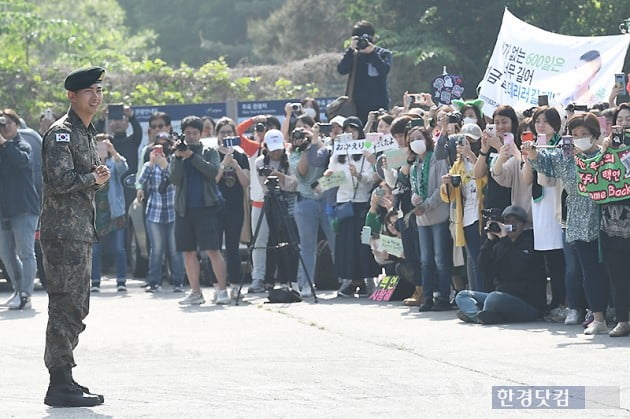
[264,129,285,151]
[330,115,346,127]
[460,123,483,140]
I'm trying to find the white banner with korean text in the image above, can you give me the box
[478,9,630,116]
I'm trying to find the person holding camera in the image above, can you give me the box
[407,124,452,311]
[524,113,610,335]
[90,134,129,293]
[440,124,486,292]
[337,20,392,125]
[214,118,250,294]
[455,205,547,324]
[250,129,298,292]
[288,126,334,297]
[0,109,41,310]
[281,103,315,145]
[137,133,185,293]
[107,104,142,210]
[170,116,229,305]
[136,111,173,204]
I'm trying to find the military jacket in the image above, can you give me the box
[40,108,103,242]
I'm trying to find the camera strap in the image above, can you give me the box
[345,52,358,98]
[348,155,365,202]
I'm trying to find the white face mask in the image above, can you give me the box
[462,117,477,125]
[303,107,317,119]
[573,136,593,151]
[410,139,427,155]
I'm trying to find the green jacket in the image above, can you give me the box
[169,142,220,217]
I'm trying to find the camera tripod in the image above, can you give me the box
[235,176,318,304]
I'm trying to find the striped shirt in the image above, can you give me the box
[138,162,175,224]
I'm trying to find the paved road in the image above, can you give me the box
[1,278,629,418]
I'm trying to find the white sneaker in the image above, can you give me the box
[214,289,230,305]
[90,285,100,293]
[9,293,31,310]
[230,287,241,300]
[300,286,313,298]
[1,292,19,307]
[584,320,608,335]
[178,291,205,305]
[7,294,22,309]
[564,309,580,325]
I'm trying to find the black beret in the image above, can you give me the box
[64,66,105,91]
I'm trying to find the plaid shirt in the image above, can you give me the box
[138,162,175,224]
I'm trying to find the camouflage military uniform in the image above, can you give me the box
[41,107,103,371]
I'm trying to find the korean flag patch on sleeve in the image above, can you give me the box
[55,133,70,143]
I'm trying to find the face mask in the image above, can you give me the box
[410,139,426,155]
[303,107,317,119]
[573,136,593,151]
[462,117,477,125]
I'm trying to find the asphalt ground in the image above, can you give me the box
[1,277,629,418]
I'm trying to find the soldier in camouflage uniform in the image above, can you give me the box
[41,67,110,407]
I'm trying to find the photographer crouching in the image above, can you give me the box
[454,205,547,324]
[170,116,229,305]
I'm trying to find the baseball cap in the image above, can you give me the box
[501,205,528,223]
[343,116,363,130]
[460,123,482,140]
[264,129,285,152]
[330,115,346,127]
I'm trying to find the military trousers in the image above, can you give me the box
[41,239,92,371]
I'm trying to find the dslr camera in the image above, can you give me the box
[258,165,273,177]
[356,34,372,50]
[449,174,462,187]
[255,122,266,133]
[482,208,504,234]
[292,129,311,152]
[171,132,188,152]
[0,116,5,126]
[447,112,462,124]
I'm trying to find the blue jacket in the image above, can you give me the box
[105,156,129,219]
[0,133,40,218]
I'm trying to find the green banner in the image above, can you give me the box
[576,146,630,203]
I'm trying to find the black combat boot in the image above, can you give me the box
[69,369,104,403]
[44,367,103,407]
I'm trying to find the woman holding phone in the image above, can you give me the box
[215,118,250,294]
[524,113,610,335]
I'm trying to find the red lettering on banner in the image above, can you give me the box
[608,184,630,198]
[601,168,622,183]
[575,158,587,170]
[603,153,615,164]
[590,190,607,201]
[578,172,597,185]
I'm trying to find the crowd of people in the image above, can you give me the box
[1,20,630,341]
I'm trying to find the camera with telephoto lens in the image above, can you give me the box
[264,175,280,190]
[356,34,371,50]
[449,174,462,187]
[292,129,311,152]
[255,122,266,132]
[447,112,462,124]
[0,116,5,126]
[171,132,188,152]
[482,208,503,234]
[258,165,273,177]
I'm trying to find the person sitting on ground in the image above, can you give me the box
[454,205,547,324]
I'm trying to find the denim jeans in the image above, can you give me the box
[562,230,586,310]
[294,197,335,290]
[463,221,483,291]
[418,221,452,302]
[146,220,184,287]
[91,227,127,286]
[0,214,39,296]
[455,290,539,323]
[401,216,421,287]
[571,239,609,313]
[251,205,269,282]
[218,203,244,285]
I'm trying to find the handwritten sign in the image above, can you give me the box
[575,146,630,203]
[378,235,404,258]
[364,133,399,154]
[318,171,348,191]
[432,74,464,105]
[369,276,401,302]
[384,148,407,169]
[332,139,366,156]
